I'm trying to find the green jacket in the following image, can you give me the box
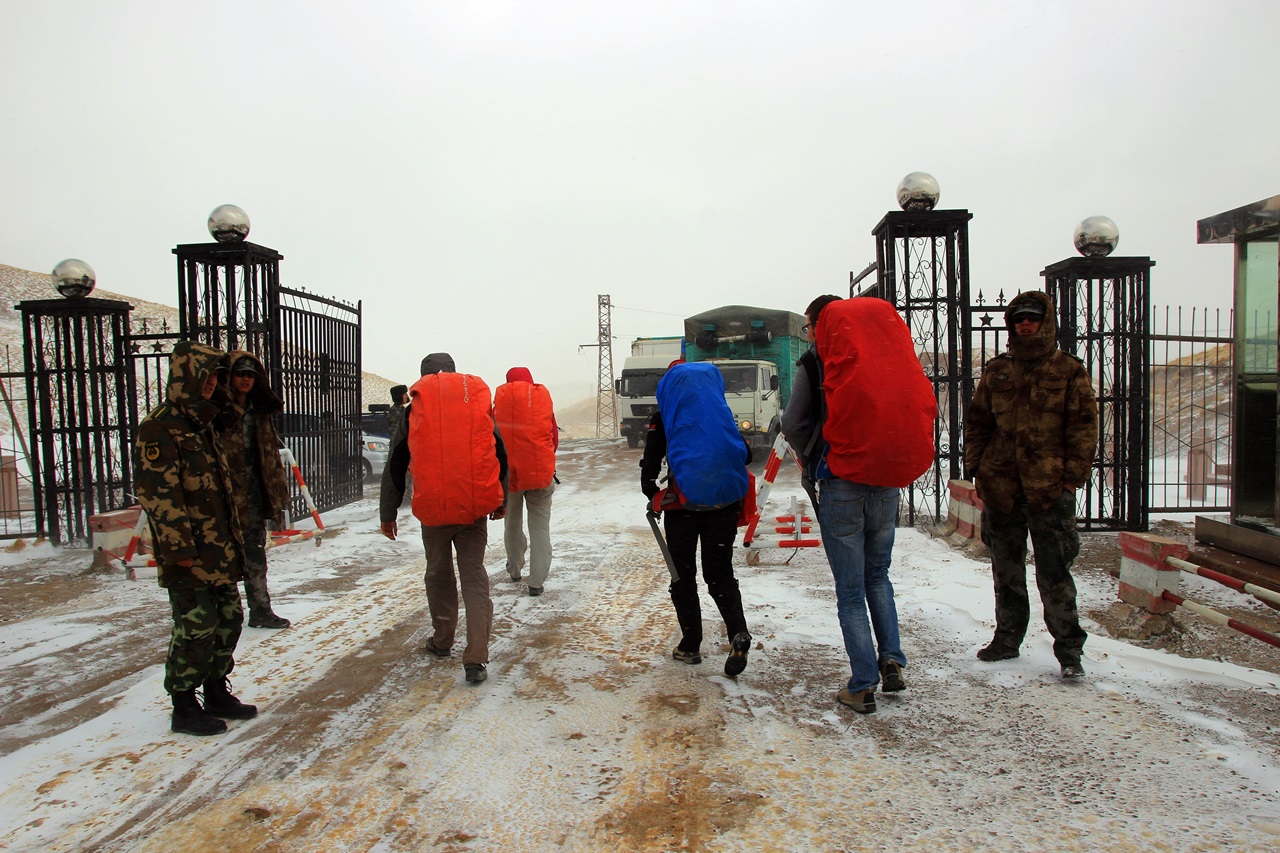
[133,341,244,588]
[964,291,1099,514]
[221,349,291,530]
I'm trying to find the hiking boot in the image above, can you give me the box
[464,663,488,684]
[425,640,452,658]
[528,586,543,597]
[248,611,291,630]
[202,677,258,720]
[171,689,228,736]
[879,660,906,692]
[507,569,521,582]
[976,643,1020,662]
[724,632,751,677]
[836,687,876,714]
[672,648,702,665]
[1061,662,1086,680]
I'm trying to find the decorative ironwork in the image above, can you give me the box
[17,297,135,545]
[870,209,973,528]
[1042,255,1154,531]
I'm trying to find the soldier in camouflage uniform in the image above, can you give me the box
[134,341,258,736]
[964,291,1098,680]
[222,350,293,629]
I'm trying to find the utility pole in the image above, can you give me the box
[579,294,617,438]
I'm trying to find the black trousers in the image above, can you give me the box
[663,504,749,651]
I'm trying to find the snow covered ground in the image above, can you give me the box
[1,438,1278,852]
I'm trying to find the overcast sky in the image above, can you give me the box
[2,1,1276,405]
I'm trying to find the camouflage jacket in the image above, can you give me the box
[964,291,1099,514]
[221,349,291,530]
[133,341,244,589]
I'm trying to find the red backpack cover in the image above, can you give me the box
[818,298,937,488]
[493,380,557,491]
[408,373,504,525]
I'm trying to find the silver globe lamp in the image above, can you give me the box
[51,258,97,299]
[208,204,251,243]
[897,172,941,212]
[1073,216,1119,257]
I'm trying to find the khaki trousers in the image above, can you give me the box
[504,481,555,588]
[421,518,493,665]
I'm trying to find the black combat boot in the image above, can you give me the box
[202,677,259,719]
[171,689,228,736]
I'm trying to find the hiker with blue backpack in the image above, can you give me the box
[640,362,755,677]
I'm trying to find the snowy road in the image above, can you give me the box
[1,438,1279,851]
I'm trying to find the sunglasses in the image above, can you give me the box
[1011,312,1043,324]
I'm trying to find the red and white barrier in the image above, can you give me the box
[938,480,984,548]
[1117,531,1280,649]
[742,432,821,566]
[112,446,325,580]
[279,447,325,531]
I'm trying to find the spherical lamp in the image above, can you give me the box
[208,204,251,243]
[1073,216,1120,257]
[897,172,941,212]
[51,258,97,299]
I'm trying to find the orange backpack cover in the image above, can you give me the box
[818,298,937,488]
[408,373,504,525]
[493,381,557,492]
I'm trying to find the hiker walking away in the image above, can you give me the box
[380,352,508,685]
[964,290,1098,680]
[812,297,936,715]
[134,341,258,736]
[640,362,754,678]
[493,367,559,596]
[222,350,293,629]
[781,294,844,510]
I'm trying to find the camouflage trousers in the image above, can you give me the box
[164,583,244,694]
[980,491,1087,666]
[241,523,274,616]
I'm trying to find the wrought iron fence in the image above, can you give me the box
[1148,305,1233,514]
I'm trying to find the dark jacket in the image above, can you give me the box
[221,349,291,530]
[133,341,244,588]
[964,291,1099,514]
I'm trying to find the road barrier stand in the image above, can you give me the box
[99,446,327,580]
[742,432,821,566]
[1117,531,1280,649]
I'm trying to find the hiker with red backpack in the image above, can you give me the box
[640,362,755,677]
[380,352,509,685]
[807,297,937,715]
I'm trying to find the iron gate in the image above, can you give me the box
[869,208,974,528]
[1043,256,1153,531]
[173,240,362,518]
[17,297,135,545]
[866,209,1153,533]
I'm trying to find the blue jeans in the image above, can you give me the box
[817,479,905,692]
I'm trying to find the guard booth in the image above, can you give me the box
[1195,195,1280,563]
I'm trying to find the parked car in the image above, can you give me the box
[361,433,388,483]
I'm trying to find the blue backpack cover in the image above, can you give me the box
[656,362,749,508]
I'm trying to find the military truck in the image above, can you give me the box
[615,336,684,447]
[682,305,806,450]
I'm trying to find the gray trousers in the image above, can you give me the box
[504,482,555,588]
[422,519,493,665]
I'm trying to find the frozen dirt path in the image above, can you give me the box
[0,439,1278,851]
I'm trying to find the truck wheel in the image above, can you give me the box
[627,433,640,449]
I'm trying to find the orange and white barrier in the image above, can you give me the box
[938,479,984,548]
[742,432,821,565]
[279,447,325,531]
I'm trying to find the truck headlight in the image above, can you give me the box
[740,419,753,431]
